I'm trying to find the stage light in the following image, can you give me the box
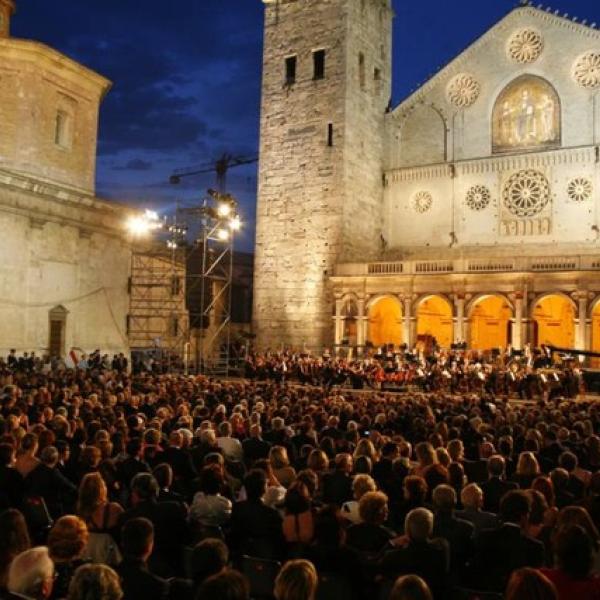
[229,215,241,231]
[126,209,162,236]
[217,228,229,241]
[217,203,232,217]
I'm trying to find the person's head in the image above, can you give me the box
[8,547,54,600]
[555,524,594,580]
[405,508,434,542]
[432,484,456,513]
[500,490,531,528]
[460,483,483,511]
[47,516,88,563]
[558,451,577,473]
[197,569,250,600]
[0,508,31,564]
[487,455,506,479]
[67,564,122,600]
[284,481,311,516]
[516,451,540,477]
[244,469,267,502]
[532,476,555,508]
[130,473,159,503]
[334,453,353,474]
[358,491,388,526]
[190,538,229,585]
[152,463,173,490]
[415,442,436,468]
[556,506,600,547]
[40,446,59,468]
[274,560,318,600]
[120,516,153,559]
[550,468,569,492]
[446,439,464,462]
[389,574,433,600]
[352,474,377,501]
[77,473,108,521]
[505,568,557,600]
[269,446,290,470]
[199,465,224,496]
[20,433,38,455]
[306,449,328,473]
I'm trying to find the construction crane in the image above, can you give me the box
[169,153,258,192]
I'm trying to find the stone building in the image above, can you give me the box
[254,0,600,353]
[0,1,133,359]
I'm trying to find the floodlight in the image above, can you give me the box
[217,228,229,241]
[229,215,241,231]
[217,203,232,217]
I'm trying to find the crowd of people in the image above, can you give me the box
[1,348,600,600]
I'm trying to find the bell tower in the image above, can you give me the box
[0,0,15,38]
[253,0,393,349]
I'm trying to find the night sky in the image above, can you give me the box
[12,0,600,251]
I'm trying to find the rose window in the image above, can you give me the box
[573,52,600,89]
[465,185,491,211]
[447,74,481,108]
[503,170,550,217]
[567,178,593,202]
[412,191,433,213]
[508,29,543,64]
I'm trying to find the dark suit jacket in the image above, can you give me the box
[0,465,24,509]
[321,470,353,506]
[241,437,271,465]
[379,538,449,599]
[480,477,518,513]
[456,507,498,535]
[433,512,474,579]
[161,447,196,482]
[472,522,545,592]
[230,499,283,558]
[24,464,77,517]
[117,557,169,600]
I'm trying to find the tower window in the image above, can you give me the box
[313,49,326,80]
[54,110,72,148]
[358,53,365,90]
[285,56,297,85]
[327,123,333,147]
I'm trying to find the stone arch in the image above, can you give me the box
[491,74,561,154]
[415,294,453,349]
[530,293,576,348]
[467,294,514,351]
[367,294,403,347]
[397,103,447,168]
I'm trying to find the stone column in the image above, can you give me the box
[356,297,367,354]
[403,296,413,348]
[512,293,523,350]
[577,293,588,350]
[453,294,465,344]
[333,298,345,350]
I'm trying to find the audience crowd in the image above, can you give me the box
[2,348,600,600]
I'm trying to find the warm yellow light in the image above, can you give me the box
[229,215,241,231]
[217,203,232,217]
[126,209,162,236]
[217,228,229,241]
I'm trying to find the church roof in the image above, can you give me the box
[391,3,600,115]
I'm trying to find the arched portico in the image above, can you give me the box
[468,295,513,351]
[416,295,453,349]
[531,294,576,348]
[367,295,403,347]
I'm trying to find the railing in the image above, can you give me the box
[334,255,600,277]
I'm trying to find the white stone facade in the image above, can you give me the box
[254,2,600,352]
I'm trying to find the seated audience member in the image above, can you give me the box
[0,444,24,510]
[77,472,123,544]
[47,516,89,600]
[505,568,558,600]
[512,452,541,490]
[67,564,122,600]
[341,474,377,525]
[282,481,314,546]
[553,506,600,572]
[274,560,318,600]
[196,569,250,600]
[456,483,497,535]
[0,509,31,592]
[216,422,244,463]
[116,518,169,600]
[6,547,55,600]
[153,464,185,504]
[230,469,284,559]
[189,539,229,589]
[15,435,41,479]
[389,574,433,600]
[270,446,296,489]
[558,451,587,500]
[321,453,354,507]
[119,473,188,575]
[431,485,474,578]
[540,525,600,599]
[242,425,271,466]
[480,455,518,514]
[394,476,428,532]
[189,466,232,530]
[346,491,395,555]
[379,508,449,599]
[473,490,545,592]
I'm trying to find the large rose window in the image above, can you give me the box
[503,170,550,217]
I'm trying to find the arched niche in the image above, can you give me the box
[492,74,561,154]
[397,104,447,167]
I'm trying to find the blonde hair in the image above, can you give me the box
[516,452,540,477]
[354,439,377,463]
[270,446,290,469]
[274,560,317,600]
[352,474,377,500]
[77,473,108,522]
[359,491,388,525]
[67,564,123,600]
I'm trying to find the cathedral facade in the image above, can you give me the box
[254,0,600,353]
[0,1,133,358]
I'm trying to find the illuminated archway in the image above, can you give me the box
[591,300,600,367]
[368,296,403,347]
[468,295,513,350]
[416,295,453,349]
[532,294,575,348]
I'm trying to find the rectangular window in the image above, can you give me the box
[54,110,71,148]
[313,49,325,80]
[170,275,181,297]
[327,123,333,147]
[358,53,365,90]
[285,55,297,85]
